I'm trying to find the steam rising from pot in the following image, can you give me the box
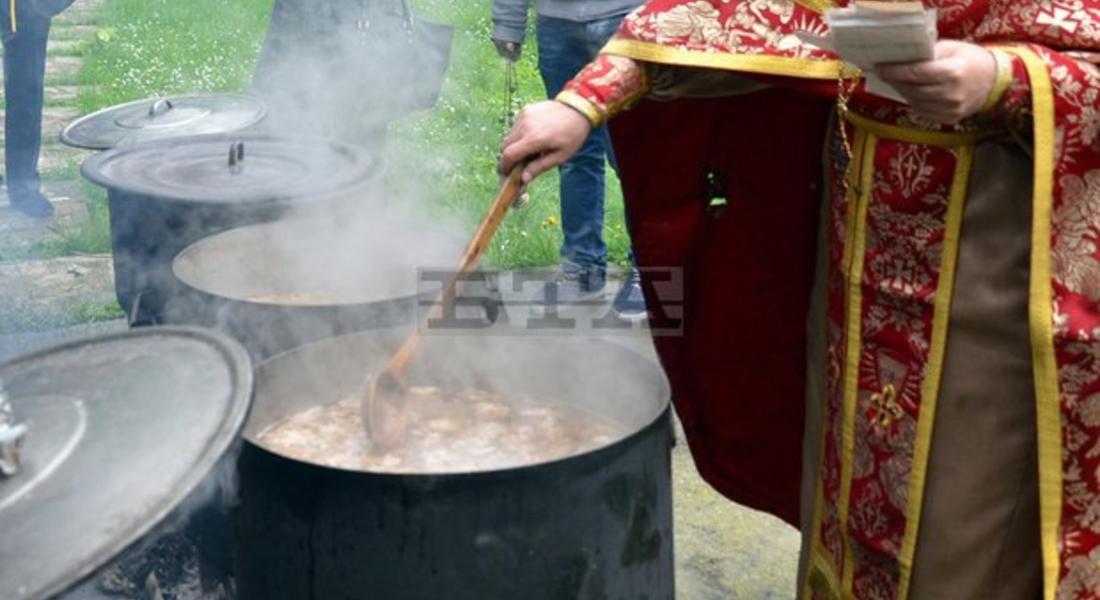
[152,0,463,351]
[250,0,453,150]
[74,4,462,589]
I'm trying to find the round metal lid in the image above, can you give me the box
[0,327,253,600]
[61,93,267,150]
[81,133,379,204]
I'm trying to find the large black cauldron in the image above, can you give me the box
[81,133,380,325]
[167,216,476,360]
[0,327,252,599]
[236,330,674,599]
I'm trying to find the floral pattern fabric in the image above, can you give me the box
[561,1,1100,598]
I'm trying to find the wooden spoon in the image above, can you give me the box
[360,166,527,448]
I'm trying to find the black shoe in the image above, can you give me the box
[530,266,606,307]
[9,190,54,218]
[613,268,647,321]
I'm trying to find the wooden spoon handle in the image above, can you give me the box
[384,165,526,378]
[454,165,525,274]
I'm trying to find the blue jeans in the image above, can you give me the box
[536,13,630,277]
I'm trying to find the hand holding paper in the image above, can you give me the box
[797,1,938,102]
[875,41,999,124]
[797,2,999,123]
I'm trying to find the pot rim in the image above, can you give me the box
[169,219,467,309]
[245,330,672,478]
[81,132,380,206]
[60,92,268,151]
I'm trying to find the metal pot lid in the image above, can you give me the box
[61,93,267,150]
[81,133,378,204]
[0,327,252,600]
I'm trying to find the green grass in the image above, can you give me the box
[18,0,274,267]
[389,0,630,268]
[6,0,635,332]
[0,182,112,262]
[48,26,99,42]
[67,0,629,270]
[46,38,93,58]
[52,182,113,254]
[44,72,80,86]
[66,297,125,323]
[40,151,84,182]
[76,0,273,113]
[52,11,100,27]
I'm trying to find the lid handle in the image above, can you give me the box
[228,141,245,174]
[0,381,27,478]
[148,98,175,119]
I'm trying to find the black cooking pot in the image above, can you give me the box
[0,327,252,599]
[81,133,381,326]
[166,216,495,360]
[236,330,674,599]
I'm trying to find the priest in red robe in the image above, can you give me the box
[501,2,1100,598]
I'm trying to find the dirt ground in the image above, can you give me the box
[672,435,800,599]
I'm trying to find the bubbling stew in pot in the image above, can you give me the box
[257,386,626,473]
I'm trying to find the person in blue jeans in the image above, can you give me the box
[2,0,76,218]
[491,0,646,320]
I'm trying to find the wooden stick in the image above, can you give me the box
[361,165,526,445]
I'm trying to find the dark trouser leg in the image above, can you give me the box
[3,13,51,200]
[582,15,637,268]
[536,15,626,278]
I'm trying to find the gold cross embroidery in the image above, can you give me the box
[869,383,903,429]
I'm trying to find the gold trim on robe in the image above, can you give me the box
[603,39,843,80]
[1002,45,1062,600]
[896,144,973,600]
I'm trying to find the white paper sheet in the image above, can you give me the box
[798,1,938,103]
